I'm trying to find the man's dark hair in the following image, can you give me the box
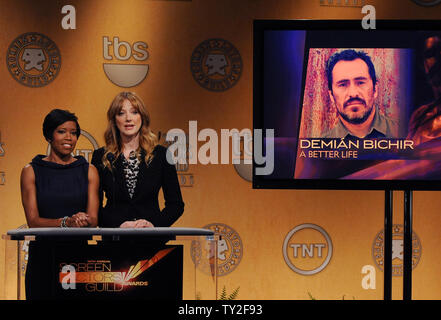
[326,49,377,91]
[43,109,81,141]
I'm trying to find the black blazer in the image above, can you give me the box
[91,145,184,228]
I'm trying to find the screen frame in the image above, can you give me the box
[253,19,441,190]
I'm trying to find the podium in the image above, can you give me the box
[2,228,218,300]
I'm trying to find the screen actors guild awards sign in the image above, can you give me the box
[190,39,242,92]
[7,32,61,87]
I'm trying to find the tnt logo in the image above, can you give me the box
[102,36,149,88]
[283,224,333,275]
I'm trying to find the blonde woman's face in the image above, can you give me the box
[115,99,142,139]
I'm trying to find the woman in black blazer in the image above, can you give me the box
[91,92,184,228]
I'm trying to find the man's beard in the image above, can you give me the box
[338,97,374,125]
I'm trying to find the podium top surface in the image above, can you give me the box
[5,227,214,240]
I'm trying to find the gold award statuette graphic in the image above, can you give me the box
[191,223,243,277]
[191,39,242,92]
[283,224,333,276]
[372,224,422,276]
[7,32,61,87]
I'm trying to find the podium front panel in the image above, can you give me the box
[3,228,217,300]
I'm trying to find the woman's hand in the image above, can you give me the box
[67,212,90,227]
[120,219,154,228]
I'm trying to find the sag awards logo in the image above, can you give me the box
[190,39,242,92]
[102,36,149,88]
[372,224,422,276]
[46,129,99,163]
[283,224,333,275]
[411,0,441,6]
[191,223,243,276]
[7,32,61,87]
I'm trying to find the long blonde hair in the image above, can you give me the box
[102,92,158,169]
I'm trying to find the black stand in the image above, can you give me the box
[383,189,413,300]
[403,189,413,300]
[384,190,393,300]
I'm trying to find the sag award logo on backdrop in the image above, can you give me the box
[47,129,99,163]
[190,39,242,92]
[283,224,333,275]
[102,36,149,88]
[411,0,441,6]
[7,32,61,88]
[191,223,243,276]
[372,224,422,276]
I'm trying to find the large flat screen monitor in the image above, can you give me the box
[253,20,441,190]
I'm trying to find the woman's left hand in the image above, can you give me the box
[134,219,154,228]
[119,219,154,228]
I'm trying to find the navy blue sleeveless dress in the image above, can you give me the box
[25,155,89,299]
[31,155,89,218]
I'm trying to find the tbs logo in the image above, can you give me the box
[102,36,149,88]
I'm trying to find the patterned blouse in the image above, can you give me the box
[122,150,140,198]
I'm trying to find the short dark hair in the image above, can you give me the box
[43,109,81,141]
[326,49,377,91]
